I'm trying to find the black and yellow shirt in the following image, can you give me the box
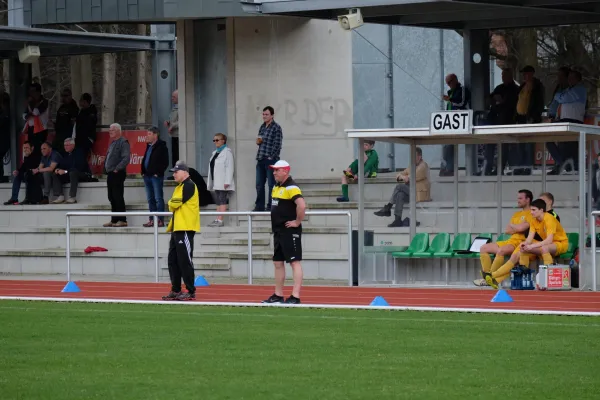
[167,177,200,233]
[271,177,303,233]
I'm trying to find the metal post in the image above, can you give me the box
[496,142,502,235]
[66,215,71,282]
[409,141,417,238]
[541,141,547,192]
[592,211,597,292]
[579,131,587,287]
[247,215,253,285]
[153,214,159,283]
[453,143,459,234]
[357,138,365,283]
[347,212,353,286]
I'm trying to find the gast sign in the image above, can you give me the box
[430,110,473,135]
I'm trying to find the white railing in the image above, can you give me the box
[588,211,599,292]
[65,210,354,285]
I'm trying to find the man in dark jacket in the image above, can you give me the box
[3,141,42,205]
[441,74,471,176]
[75,93,98,159]
[52,89,79,155]
[51,138,91,203]
[514,65,545,175]
[141,127,170,227]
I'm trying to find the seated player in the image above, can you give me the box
[484,198,569,289]
[539,192,560,222]
[336,140,378,202]
[473,189,533,286]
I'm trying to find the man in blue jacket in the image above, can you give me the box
[51,138,91,204]
[141,127,170,227]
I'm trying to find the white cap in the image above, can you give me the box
[269,160,291,170]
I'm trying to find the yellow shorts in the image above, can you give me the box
[554,240,569,256]
[496,239,521,250]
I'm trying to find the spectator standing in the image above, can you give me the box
[98,123,130,227]
[207,133,235,227]
[75,93,98,159]
[51,89,79,155]
[514,65,545,175]
[254,106,283,211]
[141,127,169,227]
[162,161,200,301]
[51,138,91,204]
[165,90,179,167]
[441,74,471,176]
[22,83,49,159]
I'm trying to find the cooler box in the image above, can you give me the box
[535,264,572,291]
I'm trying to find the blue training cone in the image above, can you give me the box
[490,289,513,303]
[370,296,390,306]
[194,276,210,287]
[61,281,81,293]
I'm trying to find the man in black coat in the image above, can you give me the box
[141,127,170,227]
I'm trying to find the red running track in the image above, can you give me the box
[1,280,600,313]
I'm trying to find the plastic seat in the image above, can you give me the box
[433,233,471,258]
[413,233,450,257]
[560,232,579,260]
[392,233,429,258]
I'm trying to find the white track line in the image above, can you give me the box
[1,296,599,316]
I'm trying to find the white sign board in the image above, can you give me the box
[430,110,473,135]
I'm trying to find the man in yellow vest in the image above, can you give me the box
[162,161,200,301]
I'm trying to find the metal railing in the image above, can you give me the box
[588,211,599,292]
[65,210,354,285]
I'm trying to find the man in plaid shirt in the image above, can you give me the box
[254,106,283,211]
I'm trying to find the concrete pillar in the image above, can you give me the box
[150,24,177,166]
[463,29,490,175]
[175,20,197,168]
[8,59,31,170]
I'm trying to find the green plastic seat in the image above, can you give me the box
[392,233,429,258]
[560,232,579,260]
[433,233,471,258]
[413,233,450,257]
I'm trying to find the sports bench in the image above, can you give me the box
[369,232,578,286]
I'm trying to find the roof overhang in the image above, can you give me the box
[240,0,600,30]
[346,123,600,145]
[0,26,174,59]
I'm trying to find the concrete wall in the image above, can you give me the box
[228,17,354,208]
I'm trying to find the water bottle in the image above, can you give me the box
[521,273,525,290]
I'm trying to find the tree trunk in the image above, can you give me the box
[70,56,82,100]
[136,24,148,125]
[2,60,9,94]
[80,55,93,97]
[101,25,118,125]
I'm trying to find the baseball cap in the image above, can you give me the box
[170,161,189,172]
[269,160,291,170]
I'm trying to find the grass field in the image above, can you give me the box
[1,300,599,399]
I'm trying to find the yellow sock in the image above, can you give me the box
[490,255,504,273]
[542,253,553,265]
[519,254,530,269]
[493,260,514,280]
[480,253,492,273]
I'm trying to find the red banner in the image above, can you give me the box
[18,130,149,175]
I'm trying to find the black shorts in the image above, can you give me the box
[273,231,302,263]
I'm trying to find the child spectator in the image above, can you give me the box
[336,140,378,202]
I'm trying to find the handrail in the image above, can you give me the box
[589,211,599,292]
[65,210,353,285]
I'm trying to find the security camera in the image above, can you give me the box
[338,8,364,31]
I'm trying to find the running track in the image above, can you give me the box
[1,279,600,314]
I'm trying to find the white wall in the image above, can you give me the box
[229,16,354,208]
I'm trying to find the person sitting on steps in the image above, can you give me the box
[336,140,378,202]
[373,147,431,227]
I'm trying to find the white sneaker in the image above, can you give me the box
[208,219,224,227]
[65,197,77,204]
[51,195,65,204]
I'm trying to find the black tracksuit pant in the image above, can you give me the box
[168,231,196,293]
[107,170,127,223]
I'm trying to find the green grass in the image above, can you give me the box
[1,301,599,399]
